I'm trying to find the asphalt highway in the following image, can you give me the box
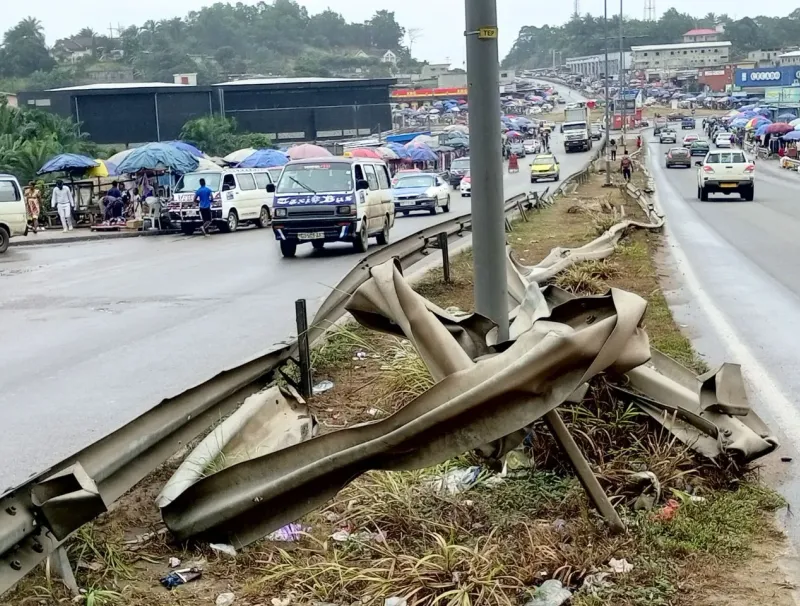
[0,87,593,489]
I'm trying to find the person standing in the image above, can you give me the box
[194,178,214,237]
[23,181,42,234]
[51,180,75,232]
[620,152,633,183]
[609,139,618,161]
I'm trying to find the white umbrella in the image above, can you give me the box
[445,125,469,134]
[428,108,440,114]
[196,157,224,172]
[106,148,134,167]
[223,148,256,164]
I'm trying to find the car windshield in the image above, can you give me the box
[451,159,470,170]
[395,176,435,188]
[267,167,283,182]
[563,123,585,131]
[276,162,353,194]
[706,152,746,163]
[175,172,222,193]
[692,141,709,148]
[670,148,689,156]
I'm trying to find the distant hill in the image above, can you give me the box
[0,1,421,92]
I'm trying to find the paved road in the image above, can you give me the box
[647,127,800,543]
[0,93,594,489]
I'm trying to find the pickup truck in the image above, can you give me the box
[696,150,755,201]
[681,117,696,130]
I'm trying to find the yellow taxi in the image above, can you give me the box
[530,153,560,183]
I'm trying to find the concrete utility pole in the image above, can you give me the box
[604,0,612,185]
[465,0,508,341]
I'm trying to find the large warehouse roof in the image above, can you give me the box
[48,82,192,92]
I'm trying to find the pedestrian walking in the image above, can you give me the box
[23,181,42,234]
[620,152,633,183]
[610,139,617,161]
[51,180,75,232]
[194,178,214,236]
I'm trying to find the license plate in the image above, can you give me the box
[184,210,198,217]
[720,183,737,188]
[298,232,324,240]
[400,201,416,207]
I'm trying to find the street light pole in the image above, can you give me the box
[619,0,625,138]
[465,0,508,341]
[604,0,611,185]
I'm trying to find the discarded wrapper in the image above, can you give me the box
[160,567,202,590]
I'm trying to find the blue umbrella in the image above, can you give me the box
[38,153,99,175]
[755,108,772,116]
[237,149,289,168]
[387,142,411,160]
[777,113,796,121]
[782,131,800,141]
[408,145,437,162]
[116,142,199,174]
[755,125,770,136]
[166,141,204,157]
[730,119,749,127]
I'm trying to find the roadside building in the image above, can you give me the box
[777,50,800,66]
[630,41,731,78]
[747,49,784,68]
[682,28,722,44]
[17,77,395,145]
[565,52,632,78]
[698,65,737,92]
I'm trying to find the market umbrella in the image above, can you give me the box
[428,108,440,114]
[387,142,411,160]
[375,147,399,161]
[166,141,204,157]
[406,134,438,148]
[344,148,383,160]
[755,125,770,137]
[790,118,800,127]
[237,149,289,168]
[754,108,772,116]
[85,159,118,178]
[782,131,800,141]
[777,113,797,121]
[115,142,199,174]
[745,117,770,130]
[223,148,256,165]
[766,123,794,135]
[38,153,99,175]
[444,124,469,133]
[196,157,224,172]
[286,143,331,160]
[407,145,438,162]
[106,148,134,167]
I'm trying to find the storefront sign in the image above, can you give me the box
[764,86,800,103]
[736,67,800,88]
[391,87,469,98]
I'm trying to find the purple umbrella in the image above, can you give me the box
[408,146,437,162]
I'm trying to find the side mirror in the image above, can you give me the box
[356,179,370,191]
[266,183,276,193]
[695,161,703,167]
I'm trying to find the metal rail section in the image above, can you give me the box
[0,149,603,595]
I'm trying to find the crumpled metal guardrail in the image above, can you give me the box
[0,159,590,594]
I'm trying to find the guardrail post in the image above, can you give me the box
[47,546,79,596]
[437,232,451,284]
[295,299,313,400]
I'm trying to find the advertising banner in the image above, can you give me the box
[391,87,468,99]
[735,67,800,88]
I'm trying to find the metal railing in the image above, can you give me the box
[0,152,603,595]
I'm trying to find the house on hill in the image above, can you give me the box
[682,26,723,44]
[53,36,94,63]
[352,49,398,66]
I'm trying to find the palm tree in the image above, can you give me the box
[4,17,45,45]
[77,27,97,40]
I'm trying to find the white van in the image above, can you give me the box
[0,174,27,253]
[169,168,275,235]
[268,157,394,258]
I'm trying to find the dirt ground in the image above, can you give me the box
[3,156,796,606]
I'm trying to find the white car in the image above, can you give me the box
[393,172,451,215]
[715,133,733,148]
[0,173,27,253]
[459,173,472,197]
[696,150,755,201]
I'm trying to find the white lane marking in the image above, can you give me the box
[653,158,800,445]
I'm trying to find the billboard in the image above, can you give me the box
[764,86,800,104]
[391,87,468,98]
[735,67,800,88]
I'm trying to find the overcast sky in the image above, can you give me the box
[7,0,798,66]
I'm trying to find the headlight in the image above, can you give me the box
[337,205,352,215]
[274,208,287,218]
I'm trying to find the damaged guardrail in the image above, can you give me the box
[0,166,568,594]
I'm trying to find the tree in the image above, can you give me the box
[367,10,405,50]
[0,18,55,78]
[179,115,273,156]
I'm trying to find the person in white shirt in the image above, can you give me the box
[51,180,75,232]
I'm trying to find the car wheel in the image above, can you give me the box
[429,205,437,216]
[442,197,450,212]
[402,211,409,216]
[376,216,390,245]
[742,186,754,202]
[256,206,271,228]
[531,178,537,183]
[180,223,196,236]
[353,221,369,253]
[700,186,709,202]
[0,226,9,254]
[554,173,560,181]
[312,240,325,250]
[280,240,297,258]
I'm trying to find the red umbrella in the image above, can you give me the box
[766,123,794,135]
[346,147,382,159]
[287,143,332,160]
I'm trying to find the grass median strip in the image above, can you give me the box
[3,165,791,606]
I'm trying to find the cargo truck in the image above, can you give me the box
[563,106,592,153]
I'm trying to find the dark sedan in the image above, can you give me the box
[689,140,711,156]
[665,147,691,168]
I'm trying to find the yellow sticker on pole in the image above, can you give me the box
[478,26,498,39]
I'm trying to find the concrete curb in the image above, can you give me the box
[10,229,180,248]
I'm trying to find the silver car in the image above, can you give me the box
[659,129,677,144]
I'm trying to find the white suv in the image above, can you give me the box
[0,174,27,253]
[696,150,755,202]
